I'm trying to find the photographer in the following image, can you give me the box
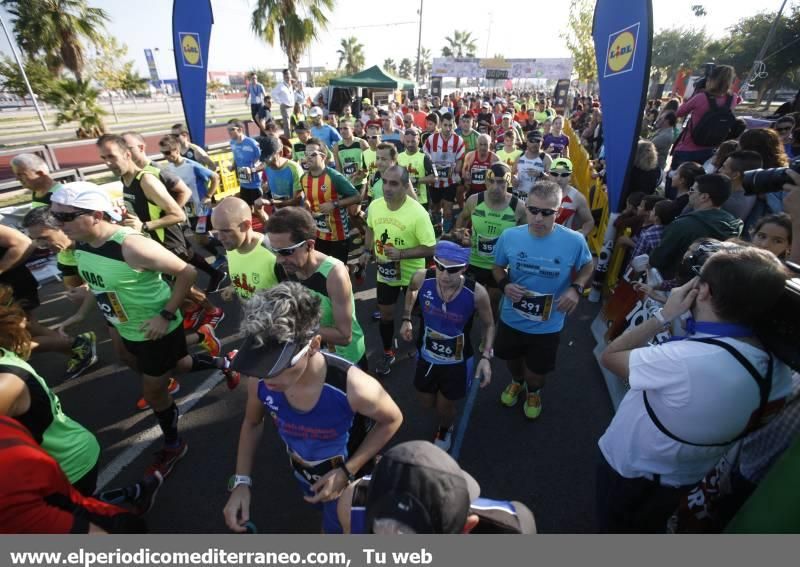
[784,168,800,263]
[597,246,793,533]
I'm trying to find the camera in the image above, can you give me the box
[742,157,800,195]
[755,262,800,372]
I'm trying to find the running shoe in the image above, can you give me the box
[197,324,221,357]
[182,305,202,330]
[206,270,230,294]
[374,349,396,376]
[145,439,188,479]
[137,378,180,411]
[198,306,225,329]
[433,425,454,452]
[523,391,543,420]
[222,350,240,390]
[500,380,527,407]
[131,471,164,515]
[64,331,98,380]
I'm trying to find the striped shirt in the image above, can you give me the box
[423,132,465,188]
[302,167,358,242]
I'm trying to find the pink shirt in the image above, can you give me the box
[675,91,740,152]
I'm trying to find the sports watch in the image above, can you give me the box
[228,474,252,492]
[159,309,177,321]
[570,283,585,295]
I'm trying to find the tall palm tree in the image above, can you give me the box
[417,47,432,83]
[2,0,110,83]
[441,30,477,88]
[337,37,365,75]
[383,58,397,74]
[44,77,107,138]
[398,58,413,80]
[251,0,335,80]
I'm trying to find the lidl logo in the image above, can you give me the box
[179,32,203,68]
[604,23,639,78]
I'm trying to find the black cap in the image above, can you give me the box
[527,130,543,142]
[295,121,309,132]
[229,335,305,379]
[365,441,480,534]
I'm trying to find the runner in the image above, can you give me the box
[462,134,499,198]
[455,113,479,154]
[309,106,343,150]
[222,282,403,534]
[257,135,304,211]
[423,112,465,234]
[512,131,552,199]
[10,153,62,207]
[496,131,523,168]
[455,163,526,316]
[367,143,416,202]
[170,124,217,170]
[492,180,593,419]
[266,207,367,369]
[362,123,381,185]
[399,240,495,450]
[302,137,362,264]
[50,183,234,479]
[361,165,437,376]
[542,116,570,158]
[548,158,595,237]
[397,128,437,211]
[226,119,264,208]
[291,121,334,171]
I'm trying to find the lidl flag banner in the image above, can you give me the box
[143,49,160,83]
[172,0,213,147]
[592,0,653,211]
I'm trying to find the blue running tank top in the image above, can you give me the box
[417,269,476,365]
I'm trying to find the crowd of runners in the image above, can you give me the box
[2,69,800,533]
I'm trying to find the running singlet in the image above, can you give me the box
[494,224,591,334]
[231,137,261,189]
[460,130,479,153]
[362,148,377,184]
[30,183,63,208]
[470,193,520,269]
[543,133,569,156]
[303,167,358,242]
[555,185,581,230]
[75,227,183,341]
[122,170,187,253]
[227,235,278,299]
[514,152,547,197]
[397,151,431,205]
[496,148,523,167]
[417,270,476,365]
[264,160,303,201]
[467,153,495,193]
[282,256,365,364]
[56,249,78,272]
[366,197,437,287]
[0,349,100,484]
[423,132,465,188]
[336,140,365,184]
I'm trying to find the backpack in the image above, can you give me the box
[690,93,736,147]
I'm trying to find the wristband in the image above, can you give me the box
[498,277,510,292]
[142,222,149,233]
[401,317,413,324]
[159,309,177,321]
[228,474,252,492]
[653,308,670,328]
[338,462,355,483]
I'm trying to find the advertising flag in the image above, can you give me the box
[172,0,213,147]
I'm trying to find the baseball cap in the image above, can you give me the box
[51,182,122,221]
[308,106,323,118]
[229,334,312,379]
[294,121,309,132]
[551,157,573,172]
[365,440,480,534]
[481,101,491,109]
[362,97,372,106]
[502,113,513,120]
[526,130,543,142]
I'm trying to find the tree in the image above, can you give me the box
[314,69,345,87]
[560,0,596,90]
[651,27,709,83]
[691,4,707,17]
[417,47,432,83]
[398,58,414,80]
[247,68,277,90]
[0,56,56,100]
[337,36,365,75]
[117,66,149,99]
[441,30,477,88]
[383,58,397,74]
[2,0,110,83]
[207,80,225,96]
[250,0,335,80]
[43,77,107,138]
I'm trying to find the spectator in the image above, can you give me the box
[738,127,789,169]
[628,199,676,262]
[289,102,305,135]
[650,112,677,170]
[648,174,743,277]
[773,115,796,159]
[615,192,647,237]
[750,213,792,261]
[271,69,294,134]
[671,161,706,215]
[719,150,763,223]
[598,246,793,533]
[704,139,739,174]
[628,140,661,196]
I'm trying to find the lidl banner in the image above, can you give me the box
[592,0,653,212]
[172,0,213,147]
[143,49,160,83]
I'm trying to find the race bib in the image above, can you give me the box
[512,292,553,322]
[288,452,344,486]
[476,234,499,257]
[436,163,452,179]
[423,327,465,363]
[313,213,331,234]
[195,215,208,234]
[377,261,400,283]
[343,161,358,176]
[93,291,129,325]
[471,167,488,185]
[525,166,544,180]
[237,167,252,184]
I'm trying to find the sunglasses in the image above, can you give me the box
[526,206,559,217]
[368,135,379,140]
[305,151,325,158]
[548,171,571,178]
[433,257,467,273]
[775,127,791,133]
[51,210,92,223]
[269,240,308,256]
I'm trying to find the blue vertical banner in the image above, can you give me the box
[592,0,653,212]
[172,0,214,147]
[143,49,160,83]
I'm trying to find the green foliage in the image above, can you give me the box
[0,55,56,99]
[117,65,149,96]
[398,58,413,80]
[417,47,432,82]
[651,27,710,81]
[314,69,345,87]
[337,36,365,75]
[441,30,477,58]
[383,59,397,74]
[560,0,596,86]
[207,80,225,94]
[43,77,107,138]
[250,0,335,78]
[247,68,277,89]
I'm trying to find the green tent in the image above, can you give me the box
[329,65,416,90]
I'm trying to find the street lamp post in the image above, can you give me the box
[415,0,423,85]
[153,47,173,114]
[0,14,47,131]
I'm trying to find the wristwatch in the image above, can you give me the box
[333,199,341,209]
[338,462,355,483]
[481,349,494,360]
[653,308,671,328]
[159,309,177,321]
[228,474,252,492]
[141,222,149,233]
[570,283,585,295]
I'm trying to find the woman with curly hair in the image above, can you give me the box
[739,127,792,226]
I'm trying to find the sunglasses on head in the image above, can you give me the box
[548,171,571,178]
[433,257,467,273]
[51,209,92,222]
[269,240,308,256]
[526,205,559,217]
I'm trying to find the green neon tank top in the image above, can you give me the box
[336,139,365,182]
[397,150,428,205]
[470,193,520,269]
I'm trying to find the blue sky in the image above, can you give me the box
[0,0,784,80]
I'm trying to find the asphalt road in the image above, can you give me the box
[30,263,614,534]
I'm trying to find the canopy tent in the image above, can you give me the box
[329,65,415,90]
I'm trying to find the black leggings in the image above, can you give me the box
[72,461,99,497]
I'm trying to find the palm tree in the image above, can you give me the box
[337,37,365,75]
[441,30,477,88]
[44,77,107,138]
[398,58,413,80]
[251,0,335,80]
[118,67,149,103]
[383,58,397,74]
[417,47,432,83]
[2,0,110,83]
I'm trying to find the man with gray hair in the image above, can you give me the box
[10,153,61,207]
[492,180,593,419]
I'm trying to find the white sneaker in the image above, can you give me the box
[433,426,454,452]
